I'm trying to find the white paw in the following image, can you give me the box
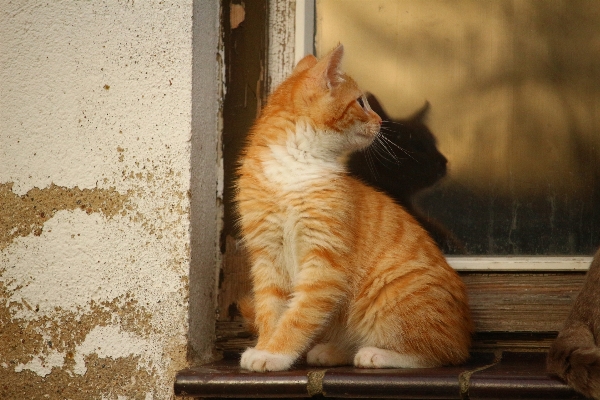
[307,343,351,366]
[354,346,425,369]
[354,347,389,368]
[240,348,295,372]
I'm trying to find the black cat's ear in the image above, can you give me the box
[366,93,389,120]
[408,101,430,123]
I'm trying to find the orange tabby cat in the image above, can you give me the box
[235,45,472,372]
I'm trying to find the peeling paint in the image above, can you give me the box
[0,354,156,400]
[14,350,65,377]
[230,3,246,29]
[73,325,152,376]
[0,265,167,398]
[0,275,154,370]
[267,0,296,92]
[0,182,129,250]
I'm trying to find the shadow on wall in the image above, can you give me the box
[318,0,600,255]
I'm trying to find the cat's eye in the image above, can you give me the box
[357,96,366,109]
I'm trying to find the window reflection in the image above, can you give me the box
[317,0,600,255]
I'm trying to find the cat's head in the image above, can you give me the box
[265,45,382,157]
[348,94,448,199]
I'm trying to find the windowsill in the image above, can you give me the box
[174,351,584,399]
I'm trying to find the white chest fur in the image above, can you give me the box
[261,123,345,192]
[257,123,345,280]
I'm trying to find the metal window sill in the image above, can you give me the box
[174,352,583,399]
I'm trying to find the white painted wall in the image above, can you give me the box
[0,1,220,398]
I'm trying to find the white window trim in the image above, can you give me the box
[447,256,591,271]
[294,0,315,65]
[268,0,592,272]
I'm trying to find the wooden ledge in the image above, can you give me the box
[174,352,583,399]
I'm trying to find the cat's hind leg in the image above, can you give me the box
[307,343,354,367]
[354,347,431,369]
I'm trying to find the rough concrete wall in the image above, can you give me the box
[0,1,206,398]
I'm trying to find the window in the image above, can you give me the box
[312,0,599,268]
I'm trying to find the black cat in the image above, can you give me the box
[348,94,464,254]
[547,248,600,399]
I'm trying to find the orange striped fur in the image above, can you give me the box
[235,45,473,372]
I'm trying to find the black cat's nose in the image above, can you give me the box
[438,155,448,176]
[439,154,448,166]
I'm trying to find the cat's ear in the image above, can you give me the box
[293,54,318,75]
[366,93,389,120]
[311,44,345,90]
[408,101,430,123]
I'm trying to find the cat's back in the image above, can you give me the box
[347,175,468,312]
[347,176,451,269]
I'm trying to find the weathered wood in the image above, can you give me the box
[215,262,586,353]
[214,326,567,355]
[215,320,255,354]
[462,272,585,332]
[470,332,557,352]
[217,236,252,321]
[267,0,296,93]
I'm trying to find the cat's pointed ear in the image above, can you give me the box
[292,54,318,75]
[311,44,345,90]
[366,93,389,120]
[408,101,430,123]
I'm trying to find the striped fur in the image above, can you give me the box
[235,45,473,372]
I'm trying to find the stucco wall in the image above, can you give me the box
[0,1,219,398]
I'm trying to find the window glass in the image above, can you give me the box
[316,0,600,255]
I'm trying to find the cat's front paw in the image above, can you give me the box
[240,348,295,372]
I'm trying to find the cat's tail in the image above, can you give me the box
[547,323,600,399]
[238,295,258,336]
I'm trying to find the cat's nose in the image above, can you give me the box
[370,109,382,124]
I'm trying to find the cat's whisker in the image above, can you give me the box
[371,139,401,165]
[377,127,415,145]
[376,133,403,151]
[378,134,419,163]
[377,130,402,139]
[375,135,405,164]
[382,120,408,126]
[367,141,389,163]
[378,127,397,134]
[365,147,380,180]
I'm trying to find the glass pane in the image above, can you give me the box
[316,0,600,255]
